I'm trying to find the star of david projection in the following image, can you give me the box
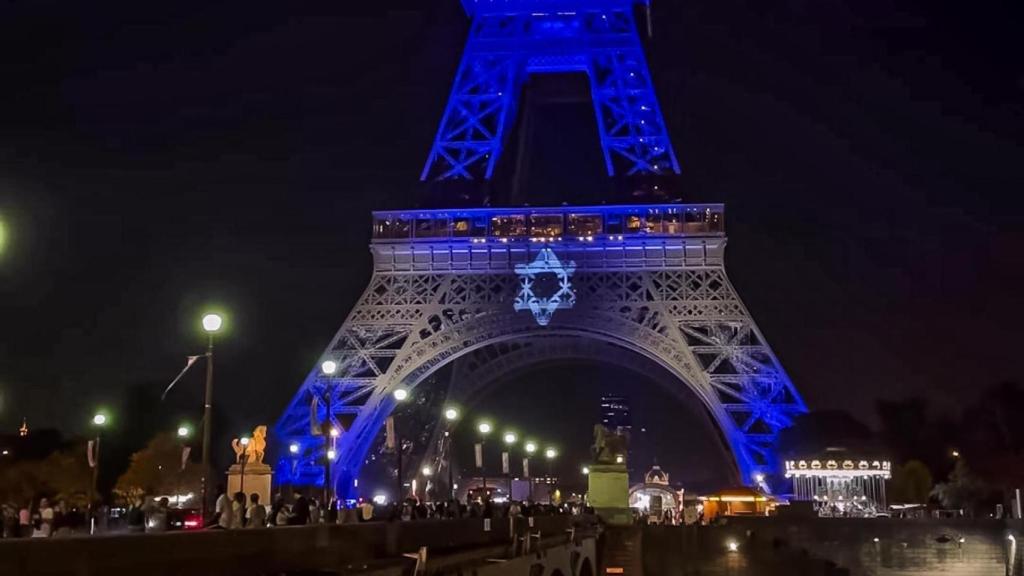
[514,248,577,326]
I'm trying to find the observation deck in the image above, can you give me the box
[370,203,727,272]
[461,0,644,16]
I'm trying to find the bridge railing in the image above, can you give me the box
[0,516,579,576]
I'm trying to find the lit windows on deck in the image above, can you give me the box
[371,205,725,241]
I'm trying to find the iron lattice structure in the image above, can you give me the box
[421,0,680,180]
[275,205,807,496]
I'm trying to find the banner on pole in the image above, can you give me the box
[181,446,191,471]
[501,452,509,474]
[160,355,203,401]
[474,443,483,468]
[310,396,322,435]
[522,457,529,478]
[386,417,396,451]
[86,440,96,468]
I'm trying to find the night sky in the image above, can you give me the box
[0,1,1021,483]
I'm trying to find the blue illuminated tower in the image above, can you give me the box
[275,0,808,498]
[422,0,680,180]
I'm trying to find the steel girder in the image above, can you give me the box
[274,245,806,497]
[421,6,680,180]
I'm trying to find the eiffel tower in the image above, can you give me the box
[276,0,807,498]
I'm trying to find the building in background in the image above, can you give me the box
[600,394,632,434]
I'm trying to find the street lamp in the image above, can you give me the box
[477,421,492,493]
[88,411,108,531]
[544,447,557,504]
[199,311,223,523]
[502,432,517,499]
[321,360,338,375]
[175,424,192,505]
[443,407,459,500]
[582,466,590,475]
[523,441,537,502]
[392,389,410,502]
[239,436,251,494]
[177,425,191,439]
[289,443,300,454]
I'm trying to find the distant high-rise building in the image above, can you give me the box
[600,395,632,433]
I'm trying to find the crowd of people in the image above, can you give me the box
[0,488,587,537]
[208,486,587,529]
[1,498,92,538]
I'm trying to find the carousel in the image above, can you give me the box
[628,466,680,523]
[784,448,891,517]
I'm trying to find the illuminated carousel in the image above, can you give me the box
[784,449,891,517]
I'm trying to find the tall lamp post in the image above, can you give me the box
[88,411,108,531]
[177,424,192,507]
[502,431,517,501]
[477,421,492,495]
[524,441,537,502]
[238,436,251,494]
[393,388,409,503]
[443,407,459,501]
[199,312,223,522]
[544,447,558,504]
[320,360,339,504]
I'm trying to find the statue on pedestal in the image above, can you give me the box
[231,425,267,464]
[592,424,628,464]
[226,425,272,505]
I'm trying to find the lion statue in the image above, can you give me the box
[231,425,267,465]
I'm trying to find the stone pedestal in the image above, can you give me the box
[226,462,273,506]
[588,463,632,525]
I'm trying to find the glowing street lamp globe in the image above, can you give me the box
[422,466,433,476]
[327,449,337,460]
[393,388,409,402]
[582,466,590,475]
[524,441,537,454]
[444,407,459,421]
[239,437,250,446]
[477,422,492,435]
[503,432,517,445]
[289,443,300,454]
[321,360,338,375]
[201,313,223,333]
[92,413,107,426]
[177,425,191,438]
[544,447,557,460]
[329,427,340,438]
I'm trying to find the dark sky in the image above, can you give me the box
[0,0,1022,480]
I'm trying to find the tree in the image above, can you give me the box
[932,460,990,515]
[889,459,933,504]
[114,433,202,503]
[0,443,92,506]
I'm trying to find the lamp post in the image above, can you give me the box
[177,424,191,507]
[88,411,108,532]
[524,441,537,502]
[502,431,517,500]
[320,360,339,503]
[393,388,409,503]
[544,447,557,504]
[444,407,459,501]
[238,436,250,494]
[477,421,492,495]
[199,312,222,522]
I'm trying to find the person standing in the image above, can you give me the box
[230,492,245,529]
[143,498,170,533]
[246,494,266,528]
[359,499,374,522]
[126,496,145,533]
[215,487,232,529]
[35,498,54,537]
[289,495,310,525]
[18,501,31,538]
